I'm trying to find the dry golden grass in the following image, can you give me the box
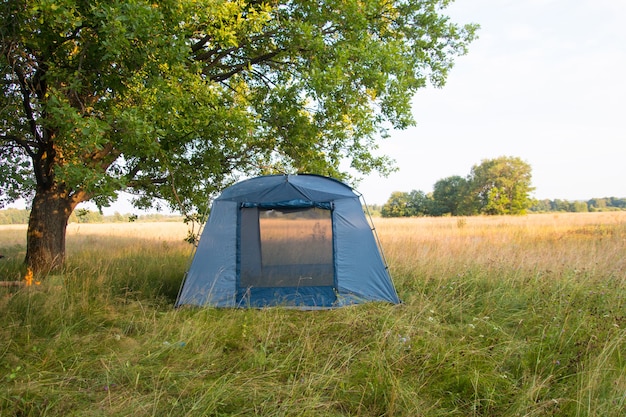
[65,222,190,241]
[376,212,626,286]
[0,222,190,256]
[2,212,624,281]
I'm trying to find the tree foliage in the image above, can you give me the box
[0,0,477,270]
[382,156,535,217]
[530,197,626,213]
[381,189,430,217]
[465,156,534,215]
[431,175,467,216]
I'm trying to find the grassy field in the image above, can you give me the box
[0,212,624,416]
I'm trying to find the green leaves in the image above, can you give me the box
[382,157,534,217]
[381,190,431,217]
[467,156,535,215]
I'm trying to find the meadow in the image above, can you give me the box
[0,212,624,416]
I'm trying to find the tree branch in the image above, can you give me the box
[0,134,38,158]
[8,57,43,145]
[206,49,283,82]
[126,177,168,188]
[191,34,212,53]
[193,31,280,65]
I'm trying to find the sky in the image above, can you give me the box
[355,0,626,205]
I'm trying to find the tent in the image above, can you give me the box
[175,174,400,308]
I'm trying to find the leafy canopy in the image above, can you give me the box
[466,156,534,215]
[381,190,431,217]
[381,156,535,217]
[1,0,477,213]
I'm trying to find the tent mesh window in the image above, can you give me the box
[240,207,334,288]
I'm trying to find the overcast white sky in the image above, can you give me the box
[356,0,626,204]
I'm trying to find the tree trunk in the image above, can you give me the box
[25,185,76,273]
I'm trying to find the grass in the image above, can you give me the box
[0,212,625,416]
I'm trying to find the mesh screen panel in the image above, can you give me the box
[240,207,334,288]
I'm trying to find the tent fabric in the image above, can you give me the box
[175,174,400,309]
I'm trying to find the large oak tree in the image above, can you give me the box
[1,0,476,271]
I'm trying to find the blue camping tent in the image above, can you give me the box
[175,174,400,308]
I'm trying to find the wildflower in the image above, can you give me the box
[23,268,33,286]
[23,268,40,286]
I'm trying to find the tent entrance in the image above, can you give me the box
[238,206,336,306]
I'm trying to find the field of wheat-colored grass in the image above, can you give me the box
[0,212,624,416]
[377,212,626,285]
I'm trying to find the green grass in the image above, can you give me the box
[1,214,625,416]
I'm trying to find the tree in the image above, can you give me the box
[431,175,467,215]
[588,198,608,211]
[1,0,476,271]
[381,191,412,217]
[465,156,534,215]
[572,201,588,213]
[529,199,551,213]
[406,189,431,216]
[381,189,430,217]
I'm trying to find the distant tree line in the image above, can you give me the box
[381,156,535,217]
[379,155,626,217]
[529,197,626,213]
[0,208,30,224]
[0,208,181,225]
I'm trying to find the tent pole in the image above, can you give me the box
[357,191,391,273]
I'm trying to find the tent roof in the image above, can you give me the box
[217,174,357,203]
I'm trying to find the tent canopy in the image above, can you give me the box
[175,174,400,308]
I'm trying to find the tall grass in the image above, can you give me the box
[1,213,624,416]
